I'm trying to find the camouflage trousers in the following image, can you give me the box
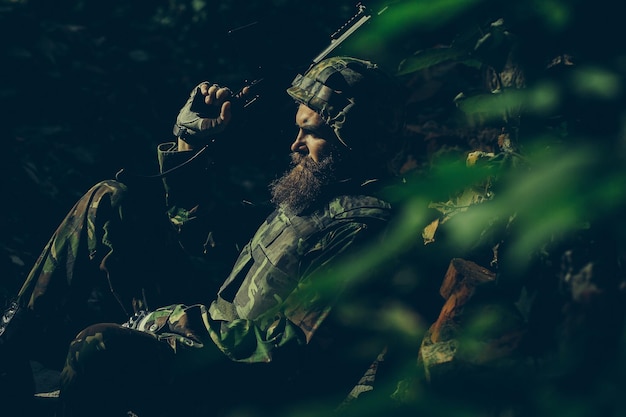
[59,323,176,417]
[59,304,227,417]
[14,179,180,369]
[13,179,232,415]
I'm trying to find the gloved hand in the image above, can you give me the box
[173,82,235,146]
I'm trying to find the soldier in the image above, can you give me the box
[1,56,408,416]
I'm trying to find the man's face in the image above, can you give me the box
[269,104,341,214]
[291,104,333,162]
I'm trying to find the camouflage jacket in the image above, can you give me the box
[137,143,394,391]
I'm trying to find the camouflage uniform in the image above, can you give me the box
[11,178,174,370]
[55,140,395,416]
[5,55,403,415]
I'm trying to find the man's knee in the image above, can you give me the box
[60,323,174,415]
[63,323,172,379]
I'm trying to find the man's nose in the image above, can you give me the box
[290,131,307,153]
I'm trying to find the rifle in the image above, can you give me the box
[173,3,385,145]
[234,2,377,109]
[122,4,384,181]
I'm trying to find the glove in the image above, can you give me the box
[173,82,234,146]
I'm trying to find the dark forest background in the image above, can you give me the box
[1,0,625,415]
[2,0,622,297]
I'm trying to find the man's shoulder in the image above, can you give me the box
[327,194,392,221]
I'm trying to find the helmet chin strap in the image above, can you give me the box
[327,99,355,150]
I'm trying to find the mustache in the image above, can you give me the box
[290,152,311,166]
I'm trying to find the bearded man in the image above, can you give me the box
[1,56,408,417]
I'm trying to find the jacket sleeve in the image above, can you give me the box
[130,215,391,400]
[137,218,387,364]
[156,142,212,211]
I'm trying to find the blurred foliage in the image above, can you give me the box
[1,0,626,415]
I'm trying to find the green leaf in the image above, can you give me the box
[471,18,517,73]
[397,46,480,76]
[454,89,526,124]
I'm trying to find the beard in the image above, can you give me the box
[269,152,339,215]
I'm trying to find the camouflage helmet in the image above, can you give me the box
[286,56,404,155]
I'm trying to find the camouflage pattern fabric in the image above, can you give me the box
[13,140,395,414]
[17,180,130,315]
[13,178,180,369]
[210,195,392,333]
[59,190,394,414]
[60,322,175,417]
[14,180,139,367]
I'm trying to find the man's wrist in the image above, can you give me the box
[178,137,193,151]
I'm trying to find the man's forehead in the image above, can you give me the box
[295,104,325,128]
